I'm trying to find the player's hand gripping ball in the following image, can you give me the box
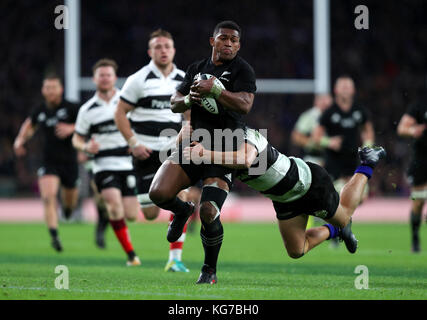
[194,74,225,114]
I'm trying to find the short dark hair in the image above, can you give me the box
[92,58,118,74]
[43,73,62,85]
[213,20,241,37]
[149,29,173,45]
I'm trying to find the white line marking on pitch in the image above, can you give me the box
[1,286,224,299]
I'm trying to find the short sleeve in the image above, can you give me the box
[245,128,268,153]
[120,73,142,106]
[68,103,80,122]
[29,106,40,124]
[74,107,90,137]
[176,63,198,95]
[406,102,422,123]
[319,110,330,128]
[233,62,256,93]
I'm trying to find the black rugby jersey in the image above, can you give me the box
[319,103,370,154]
[406,96,427,155]
[30,99,79,164]
[177,56,256,151]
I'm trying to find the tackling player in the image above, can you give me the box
[149,21,257,284]
[72,59,141,266]
[184,126,386,266]
[115,29,194,272]
[397,97,427,252]
[14,74,79,252]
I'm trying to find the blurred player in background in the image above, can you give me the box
[73,59,141,266]
[115,29,197,272]
[150,20,257,284]
[291,94,332,230]
[13,74,79,252]
[397,97,427,252]
[291,94,332,167]
[78,156,110,249]
[312,76,374,193]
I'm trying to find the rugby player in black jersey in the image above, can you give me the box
[149,21,256,284]
[397,96,427,252]
[14,74,79,252]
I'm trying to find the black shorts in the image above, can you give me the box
[37,162,79,189]
[325,151,359,181]
[94,171,137,197]
[133,151,165,207]
[273,162,340,220]
[407,153,427,186]
[169,144,234,190]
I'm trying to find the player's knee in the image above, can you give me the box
[412,199,424,213]
[42,195,56,207]
[286,248,305,259]
[199,202,217,224]
[142,206,159,221]
[149,185,171,205]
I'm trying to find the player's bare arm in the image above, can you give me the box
[55,122,75,139]
[114,99,152,160]
[191,78,254,114]
[312,124,342,151]
[13,117,36,157]
[72,132,99,155]
[397,114,426,138]
[170,91,192,113]
[184,141,258,169]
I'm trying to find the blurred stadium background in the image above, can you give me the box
[1,0,427,223]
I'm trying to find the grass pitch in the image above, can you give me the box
[0,221,426,300]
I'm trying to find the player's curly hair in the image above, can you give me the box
[213,20,241,37]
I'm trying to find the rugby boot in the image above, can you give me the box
[339,218,358,254]
[167,202,194,243]
[358,146,386,168]
[196,264,217,284]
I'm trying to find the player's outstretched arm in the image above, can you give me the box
[114,99,152,160]
[13,117,36,157]
[397,114,426,138]
[191,77,254,114]
[184,142,258,169]
[72,133,99,155]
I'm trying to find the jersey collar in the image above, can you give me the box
[94,88,120,105]
[149,60,178,79]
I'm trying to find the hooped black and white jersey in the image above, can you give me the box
[237,128,312,203]
[75,89,133,174]
[120,60,185,152]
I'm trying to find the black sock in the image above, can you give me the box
[49,228,58,239]
[410,211,421,240]
[96,204,109,231]
[63,207,73,219]
[200,217,224,272]
[159,197,191,216]
[127,250,136,261]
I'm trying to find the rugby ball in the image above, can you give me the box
[196,74,225,114]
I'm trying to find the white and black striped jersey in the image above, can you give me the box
[237,128,312,203]
[75,89,133,174]
[120,60,185,152]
